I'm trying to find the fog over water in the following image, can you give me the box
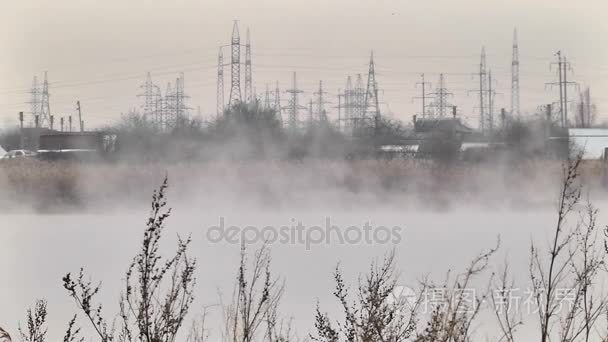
[3,164,605,340]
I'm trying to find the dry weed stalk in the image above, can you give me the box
[223,243,285,342]
[62,176,196,342]
[312,250,424,342]
[415,241,499,342]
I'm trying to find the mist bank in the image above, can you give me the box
[1,158,605,213]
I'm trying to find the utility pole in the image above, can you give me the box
[579,93,585,128]
[69,116,72,132]
[547,51,577,128]
[228,21,241,107]
[557,52,564,127]
[585,88,592,126]
[19,112,24,149]
[545,104,552,147]
[308,98,314,130]
[471,47,487,133]
[77,101,83,132]
[511,28,520,118]
[274,81,282,125]
[487,70,494,131]
[60,117,64,132]
[413,73,432,119]
[337,88,342,132]
[563,55,570,127]
[50,115,54,130]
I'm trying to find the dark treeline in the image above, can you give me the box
[105,103,413,162]
[0,102,578,163]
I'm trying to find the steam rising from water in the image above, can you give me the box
[0,158,592,213]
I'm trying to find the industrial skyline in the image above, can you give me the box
[0,0,606,130]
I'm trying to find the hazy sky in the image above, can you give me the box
[0,0,606,129]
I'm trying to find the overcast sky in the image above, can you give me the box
[0,0,606,129]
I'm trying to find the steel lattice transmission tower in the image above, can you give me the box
[472,47,488,133]
[314,80,330,122]
[228,21,241,107]
[263,84,271,110]
[174,73,190,128]
[138,72,161,126]
[39,72,51,129]
[29,76,40,126]
[364,52,381,129]
[344,76,354,132]
[487,70,497,131]
[511,28,520,118]
[353,74,365,130]
[285,72,304,134]
[217,48,225,117]
[428,74,454,118]
[274,81,282,125]
[244,28,253,103]
[164,81,175,130]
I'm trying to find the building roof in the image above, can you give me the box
[414,118,474,134]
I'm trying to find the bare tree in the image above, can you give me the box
[312,250,424,342]
[530,152,607,342]
[63,177,197,342]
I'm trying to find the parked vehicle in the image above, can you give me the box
[1,149,36,160]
